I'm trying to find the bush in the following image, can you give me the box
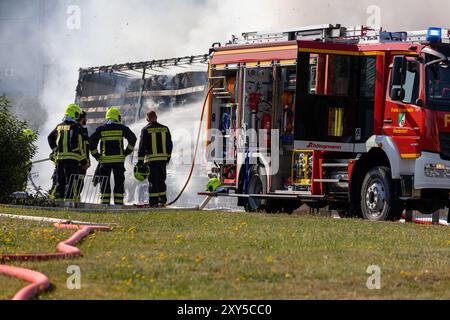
[0,96,37,203]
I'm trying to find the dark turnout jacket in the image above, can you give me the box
[138,121,173,163]
[80,126,90,166]
[48,120,88,166]
[89,122,137,164]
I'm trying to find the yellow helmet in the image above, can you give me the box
[65,104,82,120]
[206,178,221,192]
[134,164,150,182]
[106,107,122,123]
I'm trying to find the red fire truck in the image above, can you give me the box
[203,24,450,221]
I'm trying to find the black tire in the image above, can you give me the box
[264,199,302,214]
[244,166,301,214]
[265,199,282,214]
[245,174,267,212]
[282,200,302,214]
[360,166,403,221]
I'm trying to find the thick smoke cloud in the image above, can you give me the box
[0,1,48,130]
[3,0,449,133]
[274,0,448,30]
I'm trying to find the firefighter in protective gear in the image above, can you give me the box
[89,107,137,205]
[137,111,173,207]
[76,111,90,199]
[79,111,90,169]
[47,104,88,202]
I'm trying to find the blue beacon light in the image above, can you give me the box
[427,27,443,43]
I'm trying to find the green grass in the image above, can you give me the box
[0,275,26,300]
[0,219,72,254]
[0,206,449,300]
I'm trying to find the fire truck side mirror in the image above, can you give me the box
[390,56,407,101]
[391,56,407,87]
[415,99,424,107]
[390,87,405,101]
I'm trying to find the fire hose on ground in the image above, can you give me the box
[0,217,111,300]
[0,265,50,300]
[0,85,217,299]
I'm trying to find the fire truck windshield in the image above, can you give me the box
[425,46,450,110]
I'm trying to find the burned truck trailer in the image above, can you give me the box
[75,55,209,131]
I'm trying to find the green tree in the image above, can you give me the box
[0,96,37,202]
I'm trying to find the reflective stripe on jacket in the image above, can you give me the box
[47,121,86,164]
[89,122,137,164]
[138,122,173,163]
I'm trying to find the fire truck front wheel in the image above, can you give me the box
[360,166,403,221]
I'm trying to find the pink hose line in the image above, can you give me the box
[0,265,50,300]
[0,223,111,300]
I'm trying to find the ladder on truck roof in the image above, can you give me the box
[230,24,450,45]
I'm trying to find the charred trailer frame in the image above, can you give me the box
[75,55,209,133]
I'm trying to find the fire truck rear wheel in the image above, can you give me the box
[245,174,267,212]
[360,166,402,221]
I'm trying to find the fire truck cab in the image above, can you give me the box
[204,24,450,221]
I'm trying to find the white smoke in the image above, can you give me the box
[124,103,207,207]
[32,0,450,147]
[29,0,283,192]
[274,0,447,31]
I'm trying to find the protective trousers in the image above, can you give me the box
[148,161,167,206]
[55,159,80,201]
[99,163,125,205]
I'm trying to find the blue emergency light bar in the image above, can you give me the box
[427,27,443,43]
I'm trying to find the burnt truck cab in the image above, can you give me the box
[204,25,450,221]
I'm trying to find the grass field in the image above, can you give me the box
[0,206,449,300]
